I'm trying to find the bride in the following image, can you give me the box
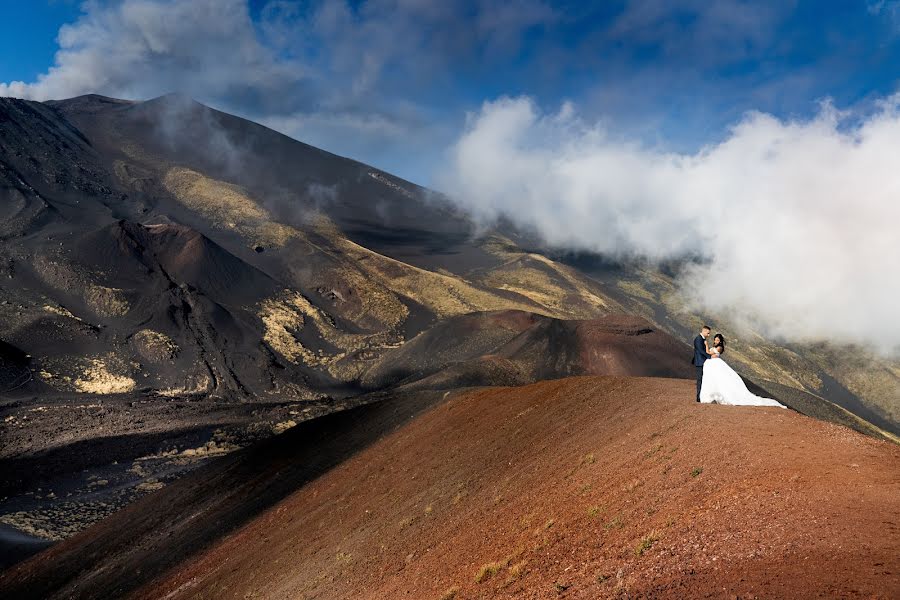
[700,334,786,408]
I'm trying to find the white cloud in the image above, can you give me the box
[0,0,305,109]
[439,96,900,352]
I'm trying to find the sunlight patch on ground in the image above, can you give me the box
[163,167,302,248]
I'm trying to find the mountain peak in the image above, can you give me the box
[143,91,203,108]
[45,93,136,110]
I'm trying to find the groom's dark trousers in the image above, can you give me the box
[691,334,711,401]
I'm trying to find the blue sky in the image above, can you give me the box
[2,0,900,184]
[0,2,80,82]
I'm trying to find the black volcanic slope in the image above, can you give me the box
[48,93,491,267]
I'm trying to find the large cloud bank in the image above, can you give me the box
[439,96,900,352]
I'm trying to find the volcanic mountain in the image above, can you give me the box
[0,92,898,580]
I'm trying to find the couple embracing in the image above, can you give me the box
[692,325,785,407]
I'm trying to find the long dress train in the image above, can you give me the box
[700,357,786,407]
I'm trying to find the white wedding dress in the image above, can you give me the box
[700,352,786,408]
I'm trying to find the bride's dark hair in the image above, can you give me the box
[714,333,726,353]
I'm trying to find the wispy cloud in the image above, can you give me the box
[869,0,900,32]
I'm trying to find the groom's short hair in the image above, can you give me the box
[701,325,711,331]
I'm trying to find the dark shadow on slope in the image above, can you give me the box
[0,340,32,394]
[0,526,53,573]
[0,427,224,498]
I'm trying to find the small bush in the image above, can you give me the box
[475,561,503,583]
[644,444,663,458]
[635,532,660,556]
[507,560,527,582]
[690,466,703,477]
[439,587,459,600]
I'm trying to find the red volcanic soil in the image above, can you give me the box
[137,376,899,599]
[363,312,695,391]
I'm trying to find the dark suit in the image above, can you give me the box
[691,334,711,401]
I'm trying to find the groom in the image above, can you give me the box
[692,325,712,402]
